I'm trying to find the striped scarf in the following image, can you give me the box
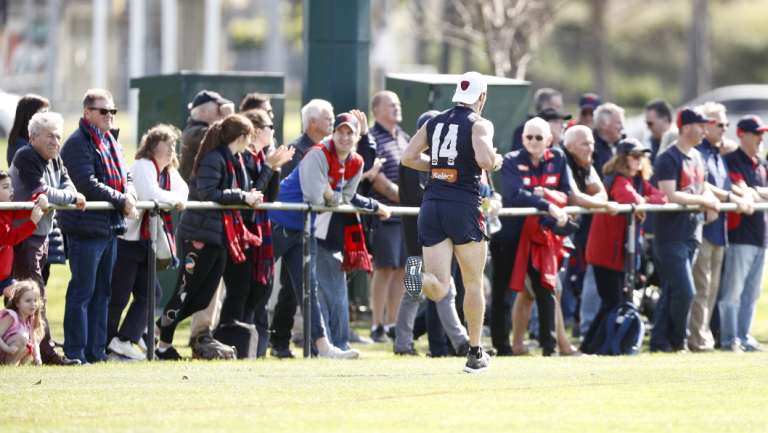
[220,148,260,263]
[82,119,125,194]
[246,149,274,285]
[139,160,176,257]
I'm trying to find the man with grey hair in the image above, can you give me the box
[592,102,626,179]
[10,111,86,366]
[279,98,335,178]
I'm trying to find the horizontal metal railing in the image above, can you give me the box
[12,199,765,359]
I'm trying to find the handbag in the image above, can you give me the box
[151,213,176,270]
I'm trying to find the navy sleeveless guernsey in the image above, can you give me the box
[423,105,482,206]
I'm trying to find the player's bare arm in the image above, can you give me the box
[402,123,431,172]
[471,119,501,171]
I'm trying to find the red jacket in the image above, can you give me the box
[510,188,569,292]
[0,209,37,280]
[586,175,666,271]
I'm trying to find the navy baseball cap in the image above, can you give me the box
[333,112,360,134]
[617,138,651,156]
[579,93,602,110]
[736,115,768,134]
[538,107,572,121]
[188,90,233,110]
[676,107,713,128]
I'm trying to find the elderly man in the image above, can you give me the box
[644,99,675,162]
[178,90,235,181]
[650,107,748,352]
[10,111,86,366]
[561,125,619,337]
[719,115,768,352]
[268,98,334,358]
[367,90,409,342]
[592,103,625,179]
[59,89,136,364]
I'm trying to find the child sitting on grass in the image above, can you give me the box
[0,280,45,365]
[0,170,46,296]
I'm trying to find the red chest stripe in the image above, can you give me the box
[522,173,561,188]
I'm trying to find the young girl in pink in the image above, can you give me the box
[0,280,45,365]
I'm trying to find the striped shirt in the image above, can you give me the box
[369,122,410,206]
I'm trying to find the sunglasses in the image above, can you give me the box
[646,121,654,128]
[89,107,118,116]
[525,134,544,141]
[717,122,729,129]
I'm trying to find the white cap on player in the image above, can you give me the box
[452,71,487,105]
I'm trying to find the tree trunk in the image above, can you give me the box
[590,0,608,99]
[683,0,711,102]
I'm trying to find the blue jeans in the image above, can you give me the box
[718,244,765,349]
[272,225,326,343]
[651,240,698,351]
[315,244,351,350]
[63,235,117,363]
[579,266,600,337]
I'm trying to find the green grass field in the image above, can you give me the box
[1,264,767,433]
[2,118,768,432]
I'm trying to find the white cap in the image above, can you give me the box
[452,71,487,104]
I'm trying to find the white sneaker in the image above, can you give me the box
[108,337,145,361]
[318,345,360,360]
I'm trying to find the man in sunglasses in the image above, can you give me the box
[59,88,136,364]
[689,102,736,352]
[644,99,674,163]
[402,71,503,372]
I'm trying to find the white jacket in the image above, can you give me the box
[121,158,189,241]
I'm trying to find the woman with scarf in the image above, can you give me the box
[155,114,262,360]
[106,124,188,360]
[216,109,293,357]
[581,138,667,352]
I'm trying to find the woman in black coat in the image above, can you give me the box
[155,114,262,360]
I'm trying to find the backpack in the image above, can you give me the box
[586,302,645,356]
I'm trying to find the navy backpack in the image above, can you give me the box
[588,302,646,356]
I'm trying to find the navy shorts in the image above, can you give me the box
[372,221,408,268]
[418,199,487,247]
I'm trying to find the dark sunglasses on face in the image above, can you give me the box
[525,134,544,141]
[646,121,654,128]
[89,107,118,116]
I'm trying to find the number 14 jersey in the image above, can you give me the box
[423,105,483,206]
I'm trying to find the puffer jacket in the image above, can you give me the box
[59,121,131,238]
[176,145,250,246]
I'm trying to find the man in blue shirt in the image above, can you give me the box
[719,115,768,352]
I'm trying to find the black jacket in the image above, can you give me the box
[59,121,131,238]
[177,146,250,246]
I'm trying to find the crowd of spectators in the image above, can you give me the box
[1,79,766,366]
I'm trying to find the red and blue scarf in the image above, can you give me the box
[220,148,260,263]
[139,160,176,258]
[316,141,373,273]
[82,119,125,194]
[246,149,274,285]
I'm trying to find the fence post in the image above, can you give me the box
[302,207,315,358]
[146,202,159,361]
[624,206,637,298]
